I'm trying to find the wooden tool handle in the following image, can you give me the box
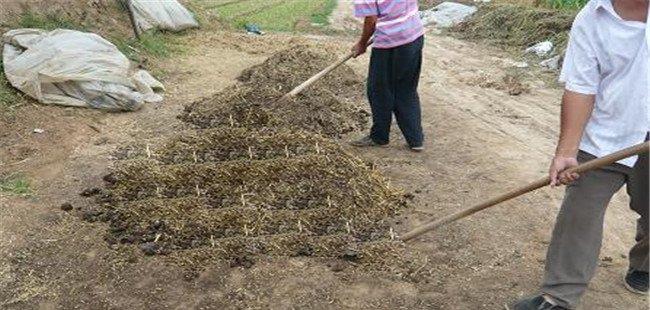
[284,52,355,99]
[283,40,373,99]
[399,141,650,242]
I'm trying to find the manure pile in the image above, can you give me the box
[454,3,574,52]
[98,128,406,265]
[90,44,410,268]
[180,44,369,138]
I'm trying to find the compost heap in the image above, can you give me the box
[180,44,369,138]
[454,3,574,52]
[89,45,410,268]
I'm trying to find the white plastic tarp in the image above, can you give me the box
[420,2,478,28]
[2,28,164,111]
[131,0,199,33]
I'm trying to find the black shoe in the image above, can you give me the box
[349,135,387,148]
[624,268,649,295]
[505,295,567,310]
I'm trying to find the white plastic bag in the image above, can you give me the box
[2,28,164,111]
[131,0,199,33]
[525,41,554,57]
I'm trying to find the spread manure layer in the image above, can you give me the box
[89,44,412,268]
[113,127,342,163]
[98,146,406,264]
[180,44,369,138]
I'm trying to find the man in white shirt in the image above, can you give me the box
[508,0,649,309]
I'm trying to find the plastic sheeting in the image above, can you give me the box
[2,28,164,111]
[131,0,199,33]
[420,2,478,28]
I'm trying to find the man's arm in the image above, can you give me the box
[351,16,377,58]
[549,90,595,186]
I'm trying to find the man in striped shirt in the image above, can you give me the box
[350,0,426,152]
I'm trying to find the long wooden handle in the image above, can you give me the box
[283,39,373,99]
[399,141,650,242]
[284,51,355,99]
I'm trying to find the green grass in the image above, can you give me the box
[0,174,32,197]
[16,11,85,31]
[0,60,21,110]
[311,0,337,25]
[112,31,185,62]
[199,0,337,32]
[545,0,588,9]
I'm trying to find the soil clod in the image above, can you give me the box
[342,248,360,262]
[139,242,160,256]
[60,202,73,212]
[80,187,102,197]
[230,256,255,269]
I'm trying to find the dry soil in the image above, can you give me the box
[0,4,647,309]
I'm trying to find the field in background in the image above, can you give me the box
[195,0,337,32]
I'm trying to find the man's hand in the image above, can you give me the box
[549,155,580,187]
[548,90,595,187]
[351,41,368,58]
[352,16,376,58]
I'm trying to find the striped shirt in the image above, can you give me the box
[354,0,425,49]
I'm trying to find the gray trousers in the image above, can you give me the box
[541,149,649,309]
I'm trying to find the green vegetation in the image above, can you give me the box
[112,31,182,61]
[16,11,85,31]
[545,0,588,10]
[198,0,337,32]
[311,0,337,25]
[0,60,21,110]
[0,174,32,197]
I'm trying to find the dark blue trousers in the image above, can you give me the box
[367,35,424,147]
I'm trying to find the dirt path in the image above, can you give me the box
[333,1,646,308]
[351,35,644,309]
[0,6,646,310]
[329,0,362,33]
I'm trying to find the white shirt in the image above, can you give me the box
[559,0,649,167]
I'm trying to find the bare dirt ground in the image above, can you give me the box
[1,3,647,309]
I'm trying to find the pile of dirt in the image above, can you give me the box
[90,129,406,266]
[463,72,531,96]
[455,3,575,52]
[84,43,407,269]
[236,46,363,94]
[180,44,369,138]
